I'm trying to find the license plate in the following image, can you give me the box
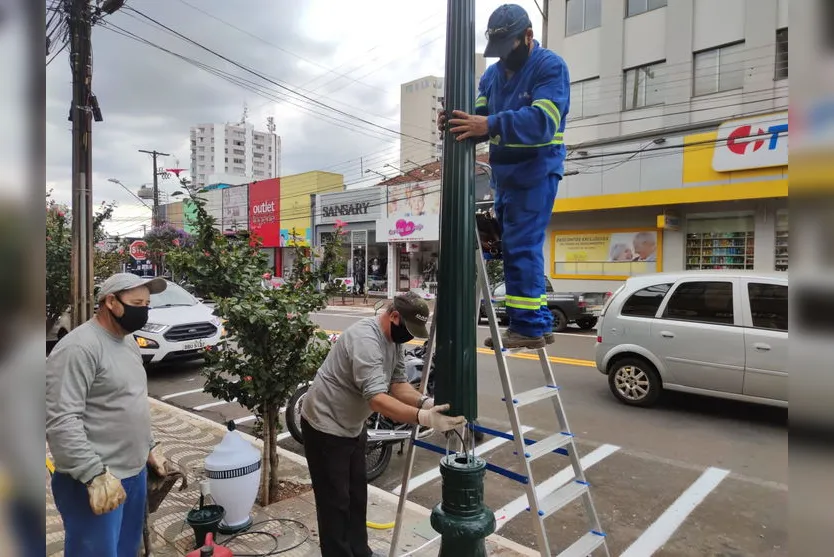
[589,305,603,316]
[183,339,206,351]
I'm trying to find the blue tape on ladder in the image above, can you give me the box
[592,530,607,537]
[470,423,569,456]
[412,435,530,484]
[412,439,447,456]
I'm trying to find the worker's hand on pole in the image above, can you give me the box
[437,110,448,132]
[87,468,127,515]
[418,404,466,432]
[448,110,489,141]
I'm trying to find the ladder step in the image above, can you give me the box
[554,530,607,557]
[523,432,574,461]
[505,385,560,407]
[537,479,588,519]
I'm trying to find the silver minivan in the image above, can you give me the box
[595,271,788,408]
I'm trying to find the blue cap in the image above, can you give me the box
[484,4,532,59]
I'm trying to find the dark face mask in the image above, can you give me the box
[502,37,530,72]
[113,296,150,333]
[390,318,414,345]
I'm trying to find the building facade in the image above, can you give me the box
[541,0,789,291]
[189,122,281,190]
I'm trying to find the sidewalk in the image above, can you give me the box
[46,398,535,556]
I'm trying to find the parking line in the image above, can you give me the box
[620,466,730,557]
[193,399,236,411]
[392,426,534,496]
[494,444,620,531]
[160,388,205,401]
[234,415,256,425]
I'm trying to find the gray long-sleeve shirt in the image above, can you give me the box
[301,317,407,438]
[46,319,153,483]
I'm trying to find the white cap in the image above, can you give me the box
[96,273,167,301]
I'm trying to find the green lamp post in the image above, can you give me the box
[430,0,495,555]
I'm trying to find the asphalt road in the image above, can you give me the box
[147,307,788,556]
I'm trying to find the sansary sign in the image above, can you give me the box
[321,202,370,219]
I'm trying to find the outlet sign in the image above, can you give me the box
[713,114,788,172]
[248,178,280,247]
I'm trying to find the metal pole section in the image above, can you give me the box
[69,0,94,329]
[434,0,477,421]
[541,0,550,49]
[139,149,170,228]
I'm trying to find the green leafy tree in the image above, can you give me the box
[166,195,344,504]
[485,259,504,288]
[45,194,71,332]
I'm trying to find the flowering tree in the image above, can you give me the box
[144,223,194,277]
[166,195,344,504]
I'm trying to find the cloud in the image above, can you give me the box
[45,0,543,233]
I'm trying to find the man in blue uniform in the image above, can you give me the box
[440,4,570,350]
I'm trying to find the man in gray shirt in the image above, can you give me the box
[46,273,169,557]
[301,291,465,557]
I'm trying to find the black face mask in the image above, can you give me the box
[390,320,414,345]
[502,38,530,72]
[113,296,149,333]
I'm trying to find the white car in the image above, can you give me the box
[134,280,225,365]
[595,271,788,408]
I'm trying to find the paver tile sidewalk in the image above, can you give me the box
[46,398,534,557]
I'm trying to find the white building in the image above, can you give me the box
[539,0,789,291]
[399,55,487,169]
[190,122,281,189]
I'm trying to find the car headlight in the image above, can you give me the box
[210,317,222,326]
[140,323,168,334]
[133,335,159,349]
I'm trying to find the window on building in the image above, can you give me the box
[748,283,788,331]
[662,281,735,326]
[775,28,788,80]
[775,210,788,271]
[233,158,244,164]
[566,0,602,36]
[686,215,755,270]
[627,0,667,17]
[623,61,666,110]
[198,155,205,161]
[569,77,600,119]
[694,42,746,96]
[621,283,673,317]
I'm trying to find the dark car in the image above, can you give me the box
[480,277,609,332]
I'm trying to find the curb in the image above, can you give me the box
[148,397,537,556]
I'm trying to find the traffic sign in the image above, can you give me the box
[129,240,148,261]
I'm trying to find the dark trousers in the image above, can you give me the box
[301,417,371,557]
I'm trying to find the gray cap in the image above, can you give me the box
[97,273,167,301]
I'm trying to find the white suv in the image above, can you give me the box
[595,271,787,408]
[134,280,224,365]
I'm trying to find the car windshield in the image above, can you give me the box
[149,281,198,308]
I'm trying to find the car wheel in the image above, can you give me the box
[551,309,568,332]
[285,384,309,445]
[607,357,662,407]
[576,317,597,330]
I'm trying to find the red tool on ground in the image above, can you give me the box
[185,533,234,557]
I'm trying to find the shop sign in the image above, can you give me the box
[248,178,281,248]
[657,212,681,231]
[322,202,370,219]
[222,186,249,233]
[383,181,441,243]
[713,114,788,172]
[551,228,661,280]
[317,189,382,225]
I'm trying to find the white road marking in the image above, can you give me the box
[620,466,730,557]
[392,426,534,496]
[193,399,236,411]
[160,388,205,401]
[234,415,256,425]
[494,443,620,531]
[276,432,291,442]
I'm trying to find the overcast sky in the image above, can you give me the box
[44,0,543,237]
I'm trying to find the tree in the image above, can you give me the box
[166,195,344,504]
[144,223,194,277]
[485,259,504,288]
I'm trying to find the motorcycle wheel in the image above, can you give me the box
[366,442,393,482]
[285,384,308,445]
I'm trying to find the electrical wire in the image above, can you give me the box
[216,517,311,556]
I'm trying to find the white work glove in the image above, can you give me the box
[87,468,126,515]
[419,396,435,410]
[148,445,168,477]
[417,404,466,433]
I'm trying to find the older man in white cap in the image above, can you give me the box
[46,272,169,557]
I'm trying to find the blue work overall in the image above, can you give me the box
[476,41,570,338]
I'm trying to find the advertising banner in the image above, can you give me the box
[222,186,249,233]
[552,228,660,279]
[182,199,198,234]
[248,178,281,248]
[382,180,441,242]
[712,113,788,172]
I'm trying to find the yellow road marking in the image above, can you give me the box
[322,330,596,368]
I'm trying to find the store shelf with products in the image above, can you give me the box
[686,231,755,270]
[775,211,788,272]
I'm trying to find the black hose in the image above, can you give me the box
[216,518,311,556]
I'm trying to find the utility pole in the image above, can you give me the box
[541,0,550,48]
[430,1,495,555]
[69,0,94,329]
[138,149,170,228]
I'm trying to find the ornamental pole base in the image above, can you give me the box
[430,454,495,557]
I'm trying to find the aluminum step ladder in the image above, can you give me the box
[388,164,609,557]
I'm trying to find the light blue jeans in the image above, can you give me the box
[52,467,147,557]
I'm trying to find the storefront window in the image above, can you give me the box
[686,215,755,271]
[774,210,788,271]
